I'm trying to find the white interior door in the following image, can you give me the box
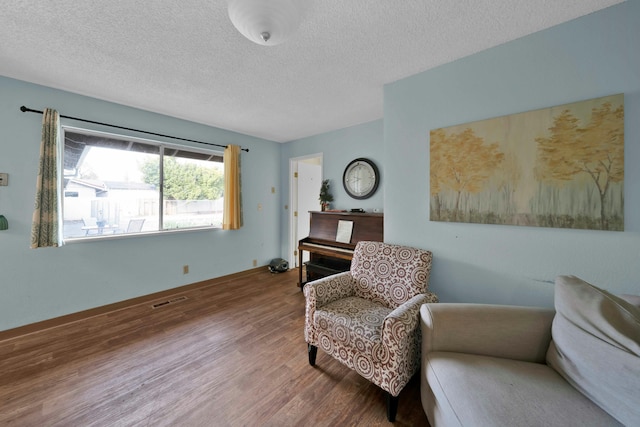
[290,155,322,268]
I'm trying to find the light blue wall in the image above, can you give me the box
[280,120,384,260]
[383,0,640,307]
[0,77,281,331]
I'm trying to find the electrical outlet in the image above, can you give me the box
[252,259,257,267]
[271,186,276,194]
[257,203,262,211]
[183,265,189,274]
[0,173,7,186]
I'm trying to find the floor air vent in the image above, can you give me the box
[151,295,189,309]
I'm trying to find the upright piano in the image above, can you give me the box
[298,211,383,288]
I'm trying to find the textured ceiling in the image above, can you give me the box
[0,0,623,142]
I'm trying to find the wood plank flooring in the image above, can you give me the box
[0,268,429,426]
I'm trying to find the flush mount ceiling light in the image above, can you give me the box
[228,0,307,46]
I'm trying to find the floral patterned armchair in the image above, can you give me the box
[304,241,438,422]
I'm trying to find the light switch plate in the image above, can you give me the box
[0,173,7,186]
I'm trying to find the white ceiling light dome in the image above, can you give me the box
[228,0,307,46]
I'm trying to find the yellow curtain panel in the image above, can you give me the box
[222,144,243,230]
[31,108,60,248]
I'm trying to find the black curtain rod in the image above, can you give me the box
[19,106,249,152]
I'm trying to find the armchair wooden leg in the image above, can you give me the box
[308,344,317,366]
[386,392,398,422]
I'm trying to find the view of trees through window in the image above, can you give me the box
[62,129,224,239]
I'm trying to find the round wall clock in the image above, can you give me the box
[342,158,380,199]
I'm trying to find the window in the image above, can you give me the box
[62,128,224,240]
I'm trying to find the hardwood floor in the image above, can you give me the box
[0,268,429,426]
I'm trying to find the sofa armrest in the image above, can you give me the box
[420,303,555,363]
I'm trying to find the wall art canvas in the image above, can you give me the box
[430,94,624,230]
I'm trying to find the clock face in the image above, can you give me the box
[343,158,379,199]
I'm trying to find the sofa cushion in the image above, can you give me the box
[425,352,619,427]
[546,275,640,426]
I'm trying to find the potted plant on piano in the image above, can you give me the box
[319,179,334,211]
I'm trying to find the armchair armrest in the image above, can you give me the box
[303,271,355,307]
[384,292,439,339]
[304,271,355,343]
[373,293,438,392]
[420,303,555,363]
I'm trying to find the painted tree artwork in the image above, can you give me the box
[430,94,624,230]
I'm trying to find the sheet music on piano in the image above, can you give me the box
[336,220,353,244]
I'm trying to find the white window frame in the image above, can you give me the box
[61,126,224,242]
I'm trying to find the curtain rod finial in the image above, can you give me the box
[20,106,27,112]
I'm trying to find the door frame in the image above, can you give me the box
[289,153,323,269]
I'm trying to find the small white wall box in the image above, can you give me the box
[0,173,7,186]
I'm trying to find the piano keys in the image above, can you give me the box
[298,211,383,287]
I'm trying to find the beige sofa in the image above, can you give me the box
[420,275,640,427]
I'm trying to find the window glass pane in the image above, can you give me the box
[161,153,224,229]
[63,132,161,239]
[62,129,223,240]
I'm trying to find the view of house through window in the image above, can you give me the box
[62,129,224,240]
